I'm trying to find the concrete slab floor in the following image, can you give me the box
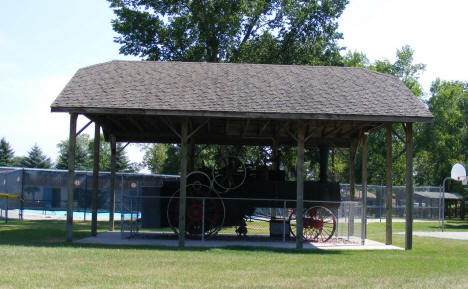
[75,232,403,250]
[398,231,468,240]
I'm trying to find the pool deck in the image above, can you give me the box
[76,231,404,250]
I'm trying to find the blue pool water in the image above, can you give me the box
[23,209,126,219]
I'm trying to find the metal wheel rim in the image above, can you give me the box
[166,184,225,238]
[212,156,246,193]
[289,206,336,242]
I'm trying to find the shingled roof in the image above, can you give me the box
[51,61,432,123]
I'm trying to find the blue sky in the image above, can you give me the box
[0,0,467,168]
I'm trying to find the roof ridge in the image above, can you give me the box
[104,60,376,70]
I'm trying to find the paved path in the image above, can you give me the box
[76,232,403,250]
[410,231,468,240]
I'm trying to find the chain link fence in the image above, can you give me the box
[120,193,363,245]
[0,166,453,245]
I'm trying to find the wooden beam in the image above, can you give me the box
[144,116,159,131]
[65,107,434,123]
[76,120,92,136]
[117,142,130,154]
[392,128,406,144]
[187,119,209,139]
[259,120,271,135]
[322,125,342,138]
[361,132,369,245]
[367,123,385,134]
[296,122,305,249]
[66,113,77,242]
[405,122,413,250]
[91,123,100,236]
[385,124,392,245]
[108,116,129,131]
[160,116,181,138]
[109,135,116,232]
[128,117,144,132]
[178,119,188,247]
[241,119,250,137]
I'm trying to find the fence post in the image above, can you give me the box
[120,175,124,237]
[202,198,205,242]
[5,196,8,224]
[283,200,286,243]
[20,168,24,221]
[361,132,369,245]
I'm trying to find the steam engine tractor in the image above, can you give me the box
[141,150,341,243]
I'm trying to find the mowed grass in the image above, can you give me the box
[0,219,467,289]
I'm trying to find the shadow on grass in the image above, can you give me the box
[0,219,353,255]
[0,238,342,255]
[428,219,468,231]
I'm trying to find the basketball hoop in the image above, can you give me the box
[451,163,466,184]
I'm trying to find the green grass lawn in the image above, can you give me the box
[0,219,467,289]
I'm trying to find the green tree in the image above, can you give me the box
[143,143,170,174]
[370,45,425,98]
[0,137,15,167]
[56,134,91,170]
[87,135,135,172]
[414,79,467,188]
[56,134,135,172]
[21,145,52,168]
[342,51,369,68]
[109,0,348,64]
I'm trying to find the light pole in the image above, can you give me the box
[439,177,451,232]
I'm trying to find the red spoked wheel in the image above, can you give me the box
[289,206,336,242]
[167,184,225,239]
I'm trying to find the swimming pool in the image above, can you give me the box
[22,209,127,219]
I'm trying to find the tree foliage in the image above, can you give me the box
[56,134,91,170]
[414,79,468,187]
[0,137,15,167]
[56,134,136,172]
[109,0,464,189]
[21,145,52,169]
[109,0,348,64]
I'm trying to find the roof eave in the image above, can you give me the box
[51,106,434,123]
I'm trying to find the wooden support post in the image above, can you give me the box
[91,123,100,236]
[188,139,195,172]
[460,200,464,220]
[296,123,305,249]
[66,113,77,242]
[348,141,357,236]
[349,141,357,201]
[405,123,413,250]
[319,146,329,183]
[272,138,280,171]
[361,132,368,245]
[109,135,116,232]
[386,124,393,245]
[272,138,279,219]
[178,120,188,247]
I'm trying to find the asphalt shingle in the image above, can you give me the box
[51,61,433,122]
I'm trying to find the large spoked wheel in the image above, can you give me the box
[167,184,225,239]
[289,206,336,242]
[187,171,212,189]
[212,156,246,193]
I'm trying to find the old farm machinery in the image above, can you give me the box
[155,156,340,242]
